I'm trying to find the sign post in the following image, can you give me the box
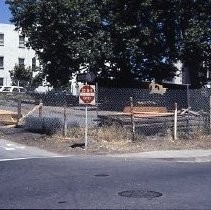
[79,84,96,153]
[85,106,88,151]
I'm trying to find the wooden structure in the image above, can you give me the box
[98,105,209,136]
[0,109,20,125]
[123,105,168,113]
[122,105,173,118]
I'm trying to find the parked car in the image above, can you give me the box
[0,86,26,93]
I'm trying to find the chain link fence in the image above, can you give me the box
[97,87,211,140]
[0,87,210,141]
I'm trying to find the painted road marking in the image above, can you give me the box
[0,146,15,150]
[0,143,25,151]
[0,157,31,161]
[6,143,25,149]
[0,156,68,162]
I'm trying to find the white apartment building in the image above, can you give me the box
[0,23,37,86]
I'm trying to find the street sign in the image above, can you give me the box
[79,84,96,153]
[76,72,96,83]
[79,84,96,105]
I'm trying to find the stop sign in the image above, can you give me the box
[79,85,96,105]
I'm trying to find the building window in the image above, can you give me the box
[207,70,211,79]
[19,35,25,48]
[18,58,25,66]
[32,57,36,69]
[0,33,4,46]
[0,57,4,69]
[0,78,3,86]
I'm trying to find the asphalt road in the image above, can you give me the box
[0,138,61,161]
[0,139,211,209]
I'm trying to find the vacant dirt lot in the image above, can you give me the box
[1,125,211,155]
[0,98,210,155]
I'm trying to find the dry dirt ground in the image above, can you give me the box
[1,102,211,155]
[1,125,211,155]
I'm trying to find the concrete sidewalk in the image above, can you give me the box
[107,149,211,162]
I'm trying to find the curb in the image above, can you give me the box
[105,150,211,162]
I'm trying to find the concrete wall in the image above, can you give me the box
[0,23,37,86]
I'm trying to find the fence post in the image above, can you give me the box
[16,99,22,126]
[174,103,177,140]
[63,102,67,137]
[186,84,190,137]
[209,96,211,133]
[130,97,135,141]
[38,99,43,117]
[96,82,99,116]
[95,82,99,130]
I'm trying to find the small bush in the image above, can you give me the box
[94,125,131,142]
[24,116,63,135]
[66,124,132,142]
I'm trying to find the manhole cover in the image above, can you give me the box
[118,190,162,199]
[94,174,109,177]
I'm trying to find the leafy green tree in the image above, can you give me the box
[101,0,211,87]
[31,72,45,88]
[6,0,211,88]
[10,64,33,87]
[7,0,105,87]
[178,0,211,87]
[10,64,44,89]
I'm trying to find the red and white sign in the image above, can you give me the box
[79,85,96,105]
